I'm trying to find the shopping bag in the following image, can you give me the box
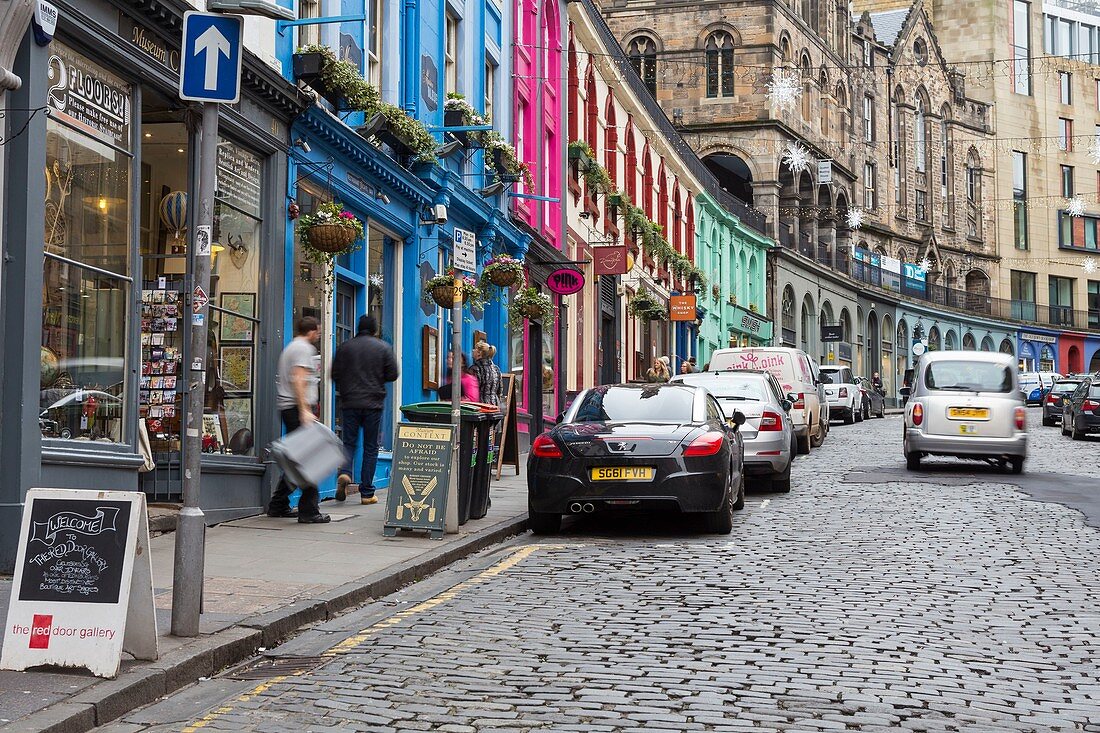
[269,421,345,488]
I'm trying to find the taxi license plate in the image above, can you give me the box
[959,424,978,435]
[948,407,990,420]
[590,466,654,482]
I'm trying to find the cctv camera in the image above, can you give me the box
[293,138,311,154]
[432,204,448,224]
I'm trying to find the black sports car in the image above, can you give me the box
[527,383,746,535]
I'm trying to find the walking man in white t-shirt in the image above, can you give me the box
[267,316,330,523]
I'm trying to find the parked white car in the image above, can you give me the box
[820,365,861,424]
[1018,371,1061,405]
[709,346,826,455]
[903,351,1028,473]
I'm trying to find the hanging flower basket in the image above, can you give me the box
[521,301,545,318]
[306,223,358,253]
[480,255,525,290]
[430,283,463,308]
[490,270,518,287]
[509,287,554,326]
[424,270,486,310]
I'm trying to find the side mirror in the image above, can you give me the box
[899,387,911,397]
[786,393,798,403]
[781,399,793,412]
[556,412,566,423]
[732,410,747,426]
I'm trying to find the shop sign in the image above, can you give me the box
[33,1,58,46]
[1021,332,1057,344]
[838,343,852,362]
[383,423,455,539]
[669,294,697,321]
[820,324,843,342]
[0,489,158,679]
[216,142,262,217]
[452,228,476,273]
[736,309,772,341]
[47,42,132,147]
[817,160,832,185]
[593,245,629,275]
[547,268,584,296]
[120,15,180,72]
[421,55,439,112]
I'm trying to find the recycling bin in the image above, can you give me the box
[399,402,498,525]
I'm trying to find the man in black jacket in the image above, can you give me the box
[331,315,399,504]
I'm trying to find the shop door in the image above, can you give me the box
[600,314,616,385]
[528,320,545,434]
[332,278,356,441]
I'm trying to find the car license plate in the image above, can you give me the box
[590,466,654,482]
[959,424,978,435]
[948,407,990,420]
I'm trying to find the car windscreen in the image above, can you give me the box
[571,386,695,423]
[1091,385,1100,399]
[693,378,769,402]
[1051,381,1082,395]
[925,361,1013,393]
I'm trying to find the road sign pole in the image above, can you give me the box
[445,282,462,534]
[171,100,218,637]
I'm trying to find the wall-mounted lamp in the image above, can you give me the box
[293,138,311,153]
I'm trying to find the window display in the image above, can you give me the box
[40,43,132,442]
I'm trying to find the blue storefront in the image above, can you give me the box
[1017,330,1060,373]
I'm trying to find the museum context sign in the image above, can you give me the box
[384,423,455,539]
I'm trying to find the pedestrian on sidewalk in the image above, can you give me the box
[438,352,480,402]
[470,341,502,406]
[646,356,671,382]
[331,314,399,505]
[679,359,695,375]
[268,316,329,524]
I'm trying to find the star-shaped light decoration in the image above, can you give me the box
[845,207,865,230]
[1084,256,1098,275]
[916,256,933,274]
[1067,196,1086,218]
[766,68,802,111]
[781,142,814,175]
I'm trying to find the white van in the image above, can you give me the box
[709,347,826,454]
[1018,371,1062,405]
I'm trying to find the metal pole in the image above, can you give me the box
[171,100,217,636]
[445,281,462,534]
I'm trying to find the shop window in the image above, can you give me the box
[41,44,133,443]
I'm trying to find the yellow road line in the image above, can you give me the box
[182,543,546,732]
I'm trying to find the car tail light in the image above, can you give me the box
[911,403,924,426]
[1084,400,1100,411]
[839,387,848,398]
[793,393,806,410]
[683,431,725,457]
[531,434,563,459]
[1047,393,1060,404]
[1014,406,1026,430]
[759,411,784,431]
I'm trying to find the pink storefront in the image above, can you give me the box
[512,0,567,441]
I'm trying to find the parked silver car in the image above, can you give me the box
[903,351,1027,474]
[672,369,795,492]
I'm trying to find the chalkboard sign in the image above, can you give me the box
[383,423,455,540]
[495,373,520,479]
[1,489,158,678]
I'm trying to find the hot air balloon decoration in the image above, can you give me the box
[159,191,188,239]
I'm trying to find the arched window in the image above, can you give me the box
[966,148,982,239]
[641,146,654,219]
[779,35,792,64]
[782,286,796,346]
[604,93,618,187]
[928,326,941,352]
[567,39,578,141]
[835,84,848,139]
[892,86,907,214]
[945,330,958,351]
[800,54,812,121]
[820,69,830,136]
[940,104,953,222]
[705,31,736,98]
[624,117,637,200]
[963,332,977,351]
[801,295,816,355]
[671,180,682,254]
[584,66,598,151]
[627,35,658,97]
[914,95,927,173]
[981,336,995,352]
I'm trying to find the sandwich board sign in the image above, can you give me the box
[383,423,455,540]
[0,489,158,678]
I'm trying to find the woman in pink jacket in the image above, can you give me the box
[439,352,480,402]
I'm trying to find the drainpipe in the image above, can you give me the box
[402,0,419,116]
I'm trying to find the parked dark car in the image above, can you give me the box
[1061,376,1100,440]
[1042,376,1085,427]
[527,383,746,535]
[855,376,886,419]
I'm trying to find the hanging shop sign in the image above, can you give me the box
[820,324,843,342]
[47,42,132,147]
[421,55,439,112]
[547,268,585,296]
[592,245,629,275]
[383,423,455,540]
[669,294,697,322]
[452,228,477,273]
[1021,332,1058,344]
[0,489,158,678]
[817,160,833,185]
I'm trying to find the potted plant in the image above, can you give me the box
[483,132,532,186]
[444,93,488,147]
[298,201,364,254]
[293,45,380,110]
[711,284,721,301]
[628,290,666,321]
[481,254,525,289]
[424,270,485,310]
[509,287,554,325]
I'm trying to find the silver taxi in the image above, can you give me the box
[903,351,1027,474]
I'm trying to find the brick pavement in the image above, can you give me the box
[107,410,1100,733]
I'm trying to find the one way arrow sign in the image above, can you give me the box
[179,12,243,104]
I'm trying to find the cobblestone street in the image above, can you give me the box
[102,411,1100,733]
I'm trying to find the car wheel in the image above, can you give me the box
[796,428,811,455]
[1072,423,1086,441]
[772,455,793,493]
[811,418,826,447]
[1042,415,1056,427]
[1008,456,1025,475]
[905,451,921,471]
[703,475,735,534]
[843,407,855,425]
[854,404,863,423]
[528,510,561,535]
[1062,418,1071,437]
[732,467,746,511]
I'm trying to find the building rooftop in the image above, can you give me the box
[867,8,909,47]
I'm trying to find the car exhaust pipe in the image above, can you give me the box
[569,502,583,514]
[582,503,595,513]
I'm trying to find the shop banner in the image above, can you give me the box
[820,324,843,342]
[0,489,158,678]
[547,268,584,296]
[383,423,455,539]
[47,42,132,147]
[670,294,697,321]
[593,245,629,275]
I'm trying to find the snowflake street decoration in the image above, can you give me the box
[767,68,802,111]
[369,274,384,288]
[1089,139,1100,165]
[781,142,814,175]
[1067,196,1086,218]
[845,207,865,230]
[1084,257,1098,275]
[916,256,933,274]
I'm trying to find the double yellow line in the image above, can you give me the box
[183,544,545,731]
